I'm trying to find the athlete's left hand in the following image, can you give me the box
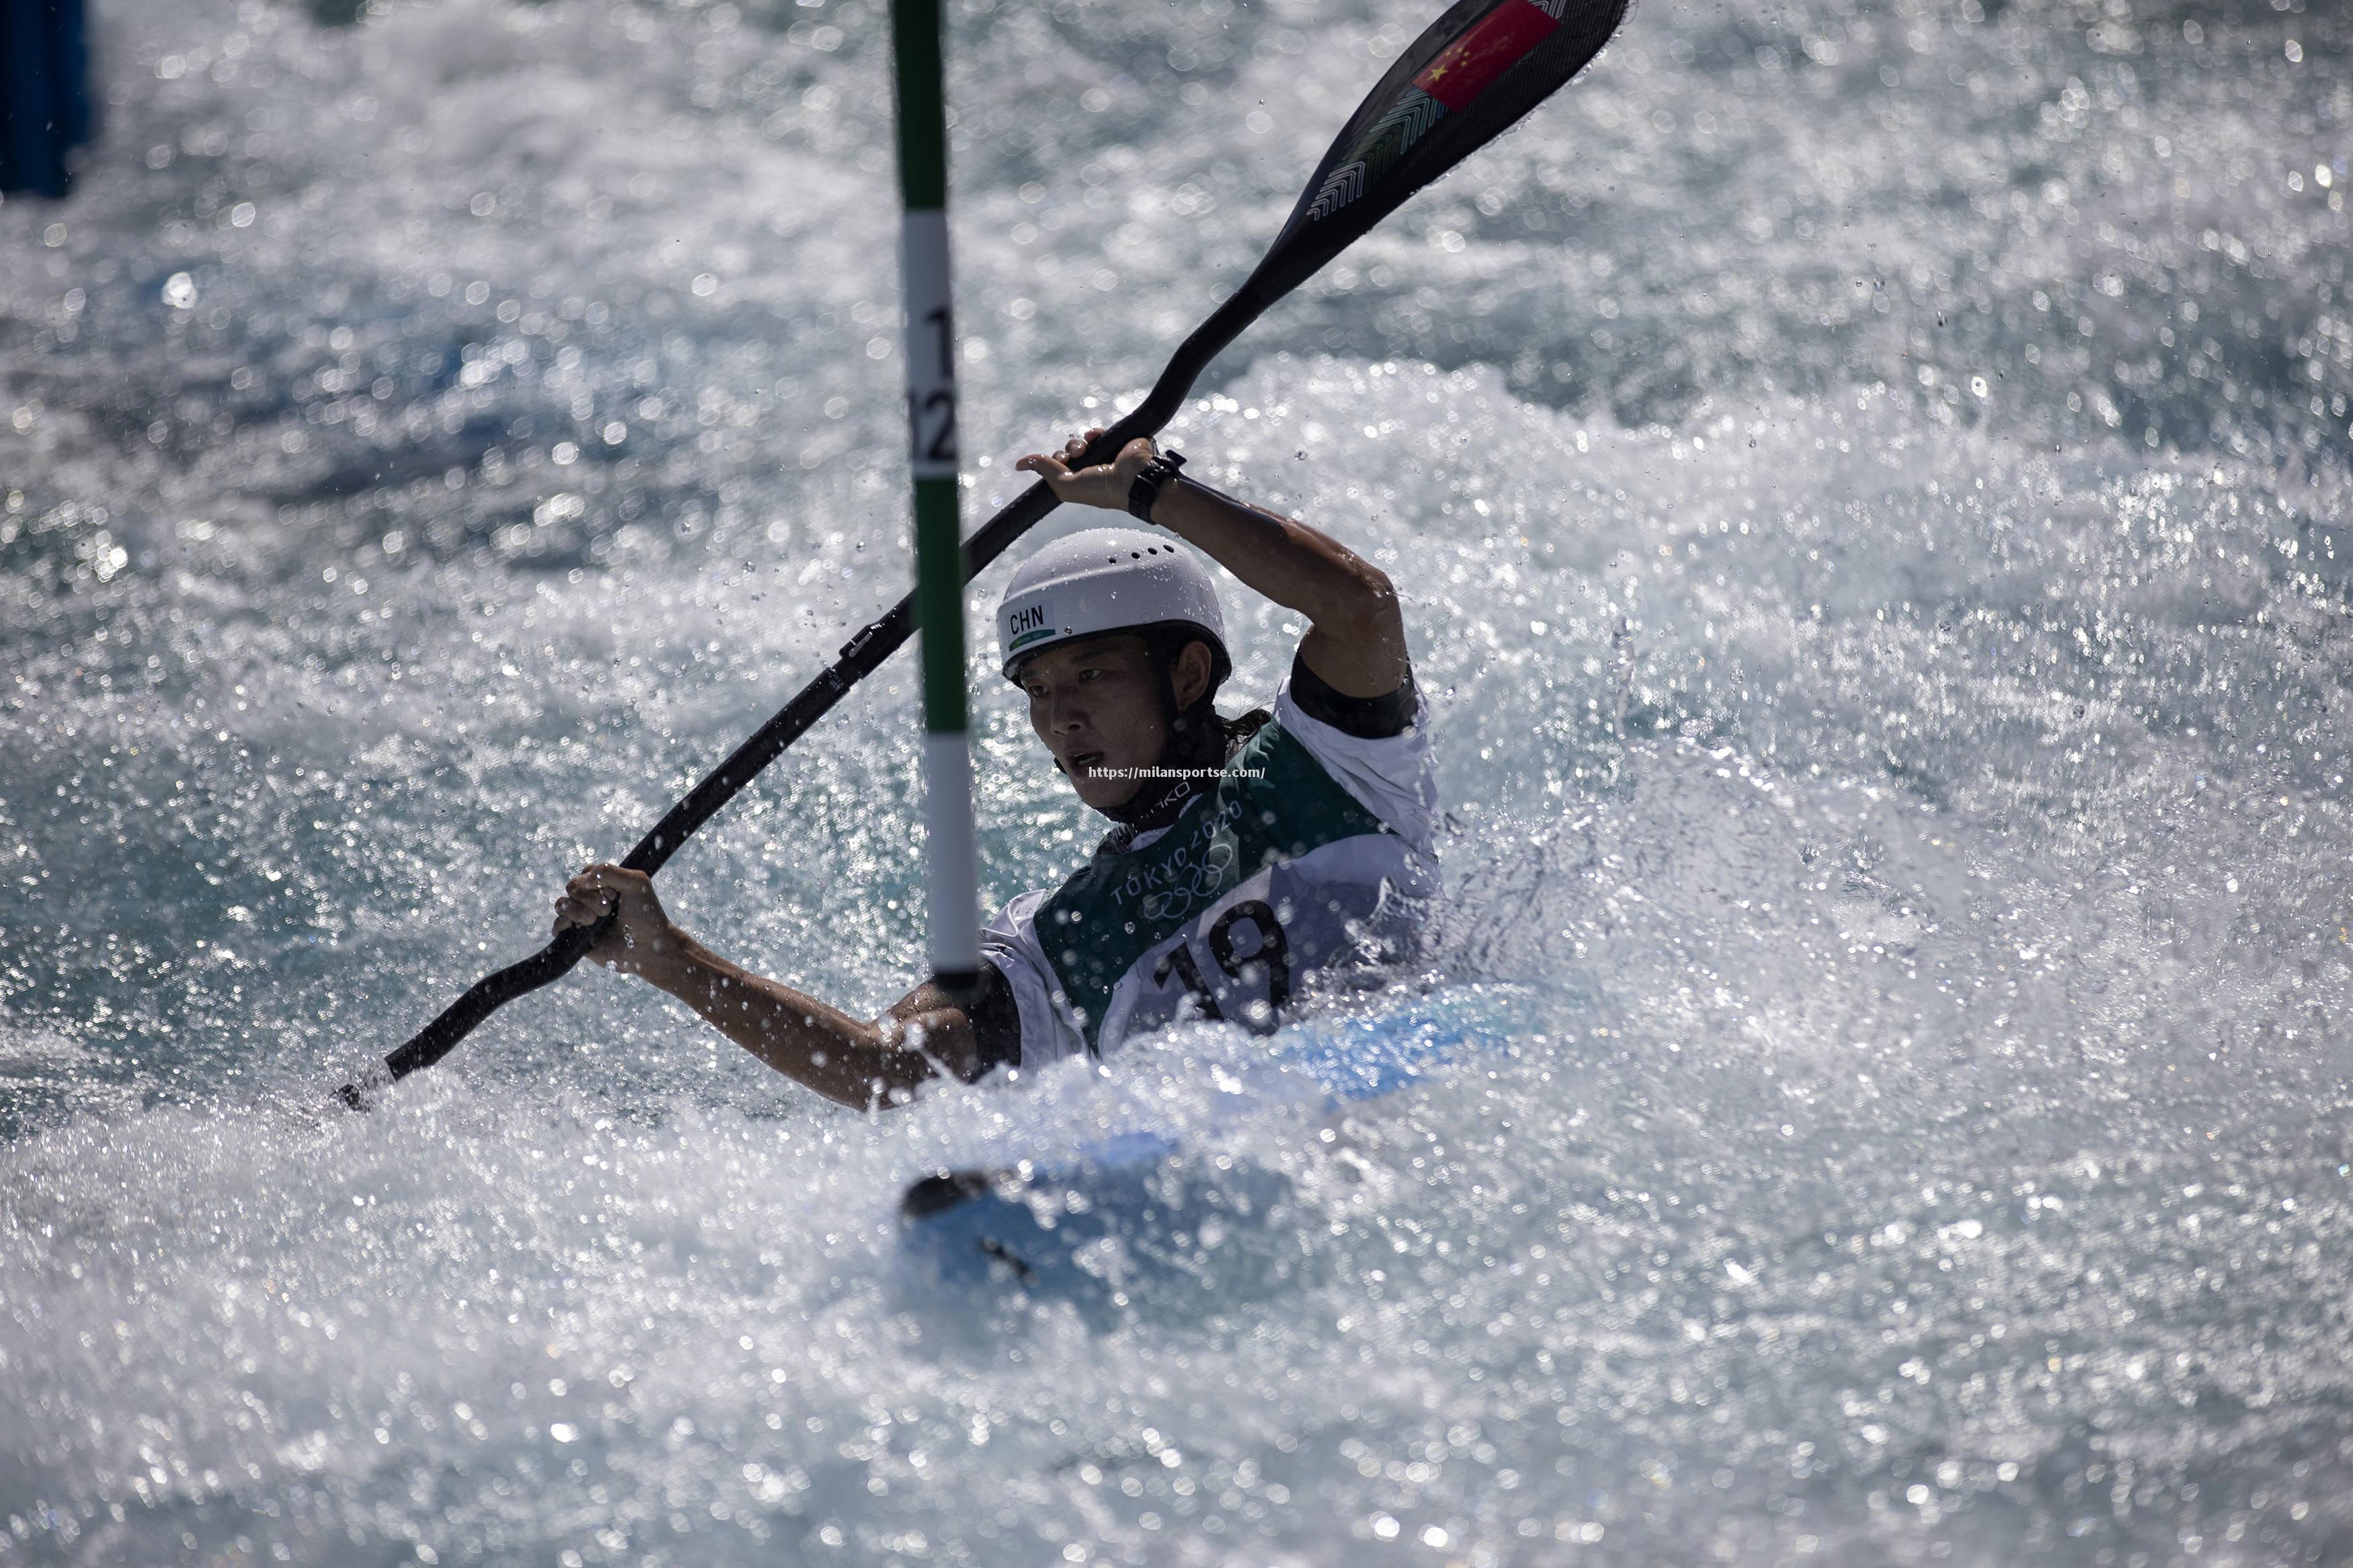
[1016,427,1158,511]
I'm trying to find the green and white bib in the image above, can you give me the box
[980,676,1439,1066]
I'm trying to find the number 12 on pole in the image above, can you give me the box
[889,0,981,998]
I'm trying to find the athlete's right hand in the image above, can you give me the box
[553,864,676,975]
[1016,427,1158,513]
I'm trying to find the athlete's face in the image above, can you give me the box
[1016,634,1209,812]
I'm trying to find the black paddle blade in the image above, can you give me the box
[1250,0,1628,302]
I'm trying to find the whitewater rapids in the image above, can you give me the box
[2,0,2348,1562]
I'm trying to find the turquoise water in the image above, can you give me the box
[2,0,2349,1562]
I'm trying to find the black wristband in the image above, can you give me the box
[1127,448,1186,524]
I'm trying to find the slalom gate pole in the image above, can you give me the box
[889,0,982,999]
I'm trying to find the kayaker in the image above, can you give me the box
[552,430,1436,1107]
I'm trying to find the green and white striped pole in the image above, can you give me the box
[889,0,980,997]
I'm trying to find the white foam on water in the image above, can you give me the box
[2,0,2350,1562]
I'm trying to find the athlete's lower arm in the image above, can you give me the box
[638,935,963,1110]
[1148,475,1409,698]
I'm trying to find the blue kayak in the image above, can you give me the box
[898,986,1527,1308]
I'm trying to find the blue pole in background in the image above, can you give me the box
[1,0,93,200]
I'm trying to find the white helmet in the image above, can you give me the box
[996,527,1230,684]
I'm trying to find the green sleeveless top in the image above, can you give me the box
[1033,716,1404,1053]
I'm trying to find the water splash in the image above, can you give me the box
[3,0,2350,1563]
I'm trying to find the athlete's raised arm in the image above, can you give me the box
[1016,431,1409,699]
[551,864,980,1109]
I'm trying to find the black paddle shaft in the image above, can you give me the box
[348,290,1265,1102]
[344,0,1629,1104]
